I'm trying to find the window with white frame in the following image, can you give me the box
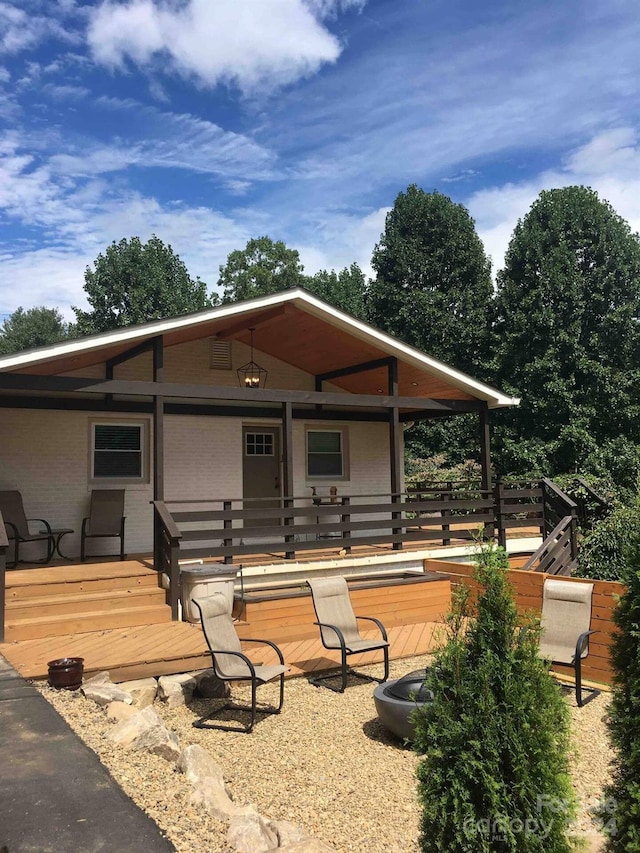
[306,429,347,478]
[91,421,146,481]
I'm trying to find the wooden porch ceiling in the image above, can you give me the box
[11,304,475,401]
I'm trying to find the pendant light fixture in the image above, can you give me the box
[237,327,268,388]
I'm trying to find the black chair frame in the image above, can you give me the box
[80,516,126,562]
[550,629,601,707]
[4,518,54,569]
[309,615,390,693]
[193,597,285,734]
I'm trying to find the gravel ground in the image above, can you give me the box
[35,658,612,853]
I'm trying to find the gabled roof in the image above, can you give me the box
[0,289,519,408]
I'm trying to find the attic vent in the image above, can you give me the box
[210,338,232,370]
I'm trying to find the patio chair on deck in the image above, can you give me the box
[193,593,287,733]
[81,489,126,562]
[539,578,600,707]
[307,576,390,693]
[0,490,55,568]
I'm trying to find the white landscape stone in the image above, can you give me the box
[177,744,226,787]
[190,778,256,822]
[82,682,134,707]
[267,820,310,847]
[118,676,157,708]
[108,705,181,762]
[227,813,279,853]
[106,701,139,723]
[157,673,197,708]
[82,670,112,686]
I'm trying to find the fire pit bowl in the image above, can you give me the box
[373,668,434,741]
[47,657,84,690]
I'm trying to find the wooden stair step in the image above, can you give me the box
[5,604,173,642]
[6,586,167,620]
[6,573,162,600]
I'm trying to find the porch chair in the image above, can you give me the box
[307,576,390,693]
[81,489,126,562]
[539,578,600,707]
[193,593,287,733]
[0,490,55,568]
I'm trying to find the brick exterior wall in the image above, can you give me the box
[0,338,393,558]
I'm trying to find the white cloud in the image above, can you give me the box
[466,127,640,275]
[0,1,80,55]
[88,0,352,94]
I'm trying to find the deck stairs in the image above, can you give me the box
[3,560,171,643]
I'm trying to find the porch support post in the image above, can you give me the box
[153,336,165,576]
[480,406,494,541]
[282,401,295,559]
[388,358,403,551]
[153,336,165,501]
[479,405,492,491]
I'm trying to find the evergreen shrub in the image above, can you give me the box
[413,542,577,852]
[600,548,640,851]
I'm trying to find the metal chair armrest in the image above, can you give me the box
[241,637,285,665]
[314,620,347,650]
[4,520,19,540]
[575,629,597,660]
[209,648,257,679]
[355,615,389,642]
[28,517,52,535]
[81,517,89,536]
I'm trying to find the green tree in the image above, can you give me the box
[367,186,493,464]
[492,186,640,479]
[414,541,576,852]
[0,306,70,355]
[600,541,640,850]
[367,185,493,374]
[219,236,305,303]
[306,263,367,319]
[74,235,211,333]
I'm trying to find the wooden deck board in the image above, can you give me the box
[0,619,443,681]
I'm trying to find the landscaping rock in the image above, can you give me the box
[177,744,225,787]
[193,668,230,699]
[131,724,181,763]
[191,778,256,822]
[268,820,309,847]
[158,673,197,708]
[109,706,180,762]
[106,701,139,723]
[227,813,278,853]
[82,670,111,686]
[118,677,157,708]
[82,682,133,707]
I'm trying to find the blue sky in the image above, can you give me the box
[1,0,640,319]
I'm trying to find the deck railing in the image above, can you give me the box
[0,510,8,642]
[152,479,579,619]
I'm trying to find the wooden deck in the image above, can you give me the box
[0,619,443,682]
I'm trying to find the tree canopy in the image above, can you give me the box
[305,263,367,320]
[0,306,70,355]
[367,185,493,375]
[74,235,211,334]
[491,186,640,479]
[218,236,304,303]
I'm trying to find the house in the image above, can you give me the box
[0,288,521,585]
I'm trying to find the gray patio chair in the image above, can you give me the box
[307,576,390,693]
[0,490,55,567]
[80,489,126,562]
[193,593,287,733]
[539,578,600,707]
